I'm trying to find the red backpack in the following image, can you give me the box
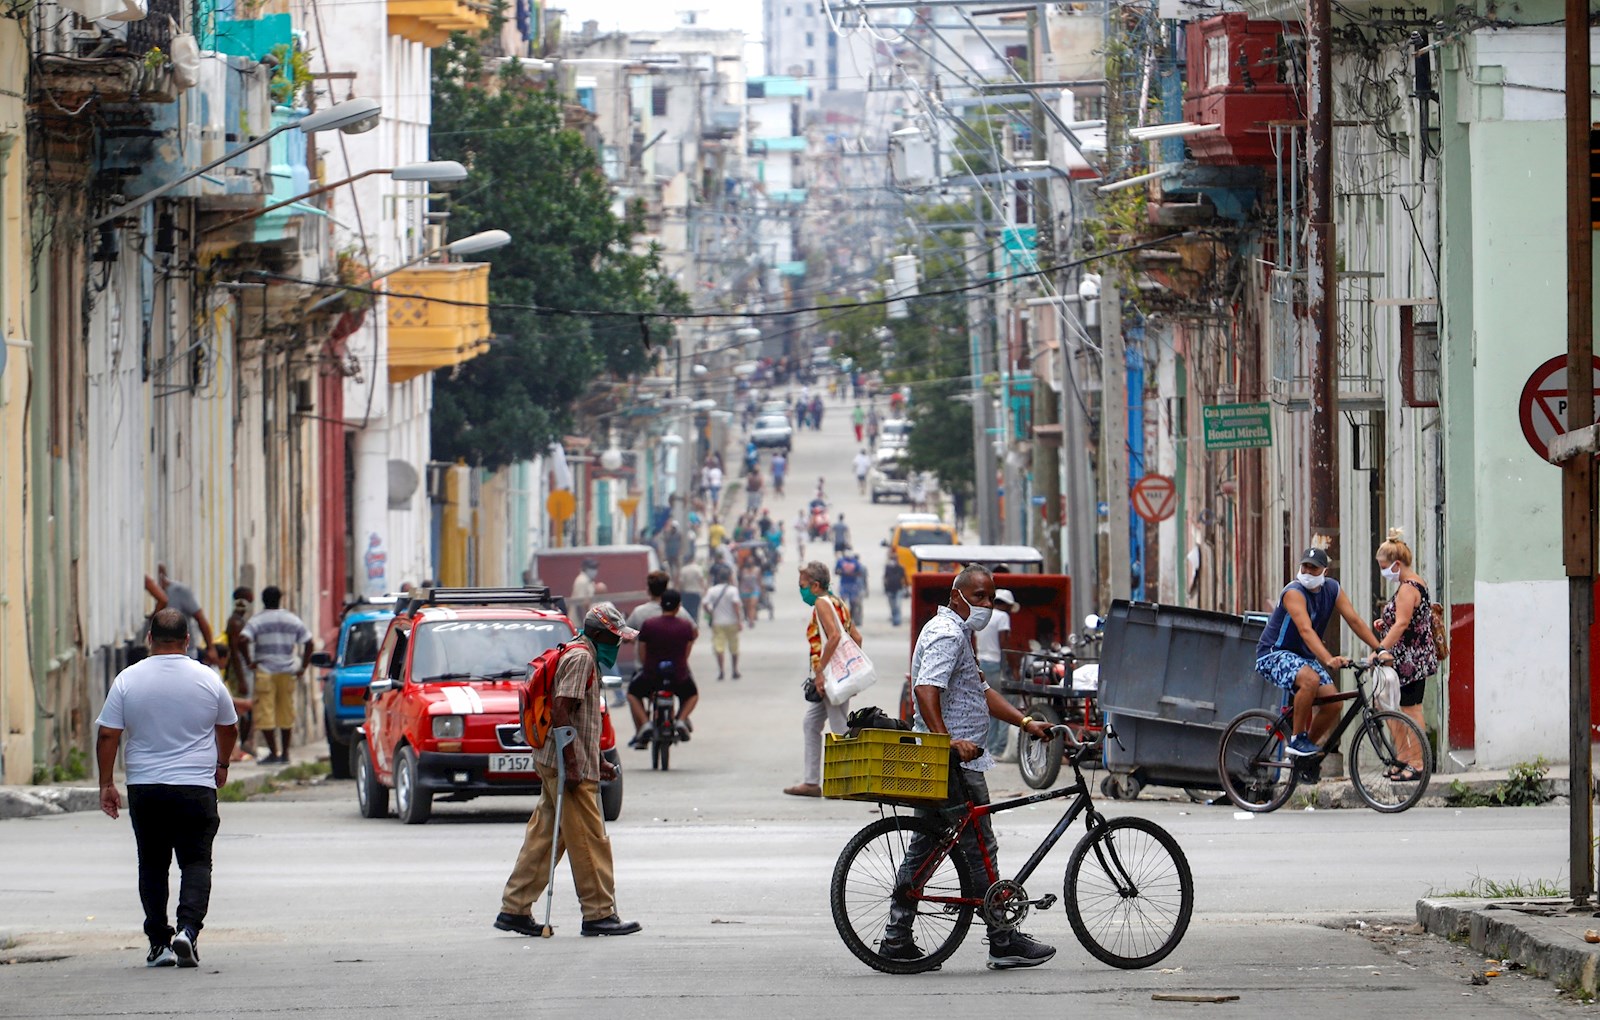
[517,642,589,749]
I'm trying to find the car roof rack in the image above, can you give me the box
[397,586,561,617]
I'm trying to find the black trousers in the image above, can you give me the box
[127,785,220,945]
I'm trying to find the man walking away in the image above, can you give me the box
[771,450,787,496]
[885,566,1055,969]
[678,559,706,624]
[883,557,907,627]
[852,404,866,442]
[96,608,238,969]
[832,513,852,556]
[703,566,743,681]
[237,586,312,765]
[496,603,641,938]
[853,448,872,496]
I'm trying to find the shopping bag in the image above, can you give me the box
[822,635,877,704]
[1370,665,1401,713]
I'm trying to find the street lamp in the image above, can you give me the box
[91,97,383,229]
[306,229,512,312]
[203,160,467,235]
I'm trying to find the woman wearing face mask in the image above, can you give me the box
[1255,547,1392,759]
[784,562,864,798]
[1372,529,1436,781]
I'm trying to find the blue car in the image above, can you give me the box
[314,598,397,779]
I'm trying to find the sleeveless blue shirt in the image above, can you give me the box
[1256,579,1340,659]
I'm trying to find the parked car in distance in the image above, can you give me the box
[751,414,794,451]
[884,518,959,577]
[759,400,791,421]
[869,448,911,503]
[311,596,397,779]
[354,587,623,824]
[880,418,913,448]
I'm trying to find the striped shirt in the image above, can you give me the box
[240,609,311,673]
[806,594,853,673]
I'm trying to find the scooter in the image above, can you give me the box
[808,504,830,541]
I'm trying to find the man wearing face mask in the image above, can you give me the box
[882,564,1057,970]
[569,558,600,626]
[1256,547,1392,758]
[496,602,640,938]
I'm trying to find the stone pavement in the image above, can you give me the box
[1418,896,1600,997]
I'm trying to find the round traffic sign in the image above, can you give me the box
[1517,355,1600,461]
[546,489,576,522]
[1131,474,1178,523]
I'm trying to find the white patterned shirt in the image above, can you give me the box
[911,606,993,772]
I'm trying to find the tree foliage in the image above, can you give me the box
[429,28,687,468]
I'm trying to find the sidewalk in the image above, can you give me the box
[0,745,327,821]
[1304,762,1576,810]
[1417,896,1600,996]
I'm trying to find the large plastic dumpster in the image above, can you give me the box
[1096,599,1277,798]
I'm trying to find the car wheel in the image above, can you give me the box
[326,723,351,780]
[394,746,433,824]
[355,740,388,818]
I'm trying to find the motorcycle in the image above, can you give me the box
[808,503,830,541]
[643,660,686,771]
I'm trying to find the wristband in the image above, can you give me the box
[216,762,230,768]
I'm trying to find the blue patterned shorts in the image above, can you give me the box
[1256,651,1332,691]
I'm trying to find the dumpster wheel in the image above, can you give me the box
[1100,773,1142,801]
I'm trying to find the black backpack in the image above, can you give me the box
[846,705,910,736]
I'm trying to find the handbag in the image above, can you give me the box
[822,633,877,705]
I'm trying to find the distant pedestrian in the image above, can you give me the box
[785,562,862,798]
[810,395,825,430]
[952,489,969,533]
[703,462,724,510]
[657,520,684,571]
[795,397,809,429]
[853,448,872,495]
[236,586,312,765]
[866,407,880,447]
[221,587,255,763]
[569,556,600,626]
[883,558,907,627]
[771,451,787,495]
[96,607,239,969]
[495,603,640,938]
[703,571,743,680]
[852,404,866,442]
[832,513,852,556]
[739,559,763,626]
[835,548,868,622]
[978,589,1017,759]
[746,466,764,514]
[909,473,927,513]
[678,559,706,624]
[144,564,218,662]
[626,570,671,633]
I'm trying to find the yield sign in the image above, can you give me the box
[1517,355,1600,462]
[1131,474,1178,523]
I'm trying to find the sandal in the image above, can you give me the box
[1384,765,1423,783]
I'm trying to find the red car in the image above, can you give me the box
[353,587,623,824]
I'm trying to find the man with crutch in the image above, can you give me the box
[495,603,642,938]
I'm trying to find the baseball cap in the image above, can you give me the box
[994,588,1017,608]
[1299,548,1330,570]
[661,589,682,613]
[581,557,600,570]
[583,601,638,641]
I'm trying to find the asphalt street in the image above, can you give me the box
[1,386,1590,1017]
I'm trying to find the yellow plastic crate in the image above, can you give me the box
[823,729,952,804]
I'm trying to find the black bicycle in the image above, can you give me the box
[1217,661,1431,814]
[830,726,1193,974]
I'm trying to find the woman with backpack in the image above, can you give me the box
[1372,528,1444,783]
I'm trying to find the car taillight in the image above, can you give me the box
[340,686,366,706]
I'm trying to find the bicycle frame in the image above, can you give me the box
[1277,672,1378,756]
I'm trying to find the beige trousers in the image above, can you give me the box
[499,763,617,921]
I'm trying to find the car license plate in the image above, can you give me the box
[489,754,536,774]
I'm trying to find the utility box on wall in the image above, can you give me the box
[1182,14,1303,166]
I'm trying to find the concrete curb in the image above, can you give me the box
[1417,897,1600,995]
[1305,772,1570,810]
[0,759,319,821]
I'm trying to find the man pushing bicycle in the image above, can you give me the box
[883,564,1057,970]
[1256,547,1393,758]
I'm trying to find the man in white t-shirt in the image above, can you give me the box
[237,585,312,764]
[96,608,238,970]
[702,567,743,681]
[853,449,872,495]
[977,589,1016,758]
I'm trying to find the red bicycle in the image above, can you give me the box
[830,726,1193,974]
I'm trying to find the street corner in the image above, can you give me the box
[1417,896,1600,999]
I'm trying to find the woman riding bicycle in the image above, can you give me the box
[1256,547,1392,758]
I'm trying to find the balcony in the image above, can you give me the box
[386,263,493,383]
[389,0,490,48]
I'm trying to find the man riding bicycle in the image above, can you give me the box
[1256,547,1393,758]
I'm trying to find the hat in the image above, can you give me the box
[1299,548,1331,570]
[661,589,682,613]
[583,601,638,641]
[994,588,1017,608]
[581,557,601,570]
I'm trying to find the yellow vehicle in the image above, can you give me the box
[883,514,959,577]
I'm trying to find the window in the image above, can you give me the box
[805,3,813,14]
[1399,305,1440,408]
[805,31,814,47]
[806,59,815,77]
[651,86,668,117]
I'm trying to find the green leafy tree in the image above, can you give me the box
[428,26,687,468]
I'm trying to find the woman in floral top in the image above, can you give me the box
[1372,528,1438,782]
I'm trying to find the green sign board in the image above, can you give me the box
[1203,402,1273,450]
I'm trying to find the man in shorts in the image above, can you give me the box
[237,586,313,764]
[626,590,699,746]
[702,567,743,681]
[1255,547,1392,757]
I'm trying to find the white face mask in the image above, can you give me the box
[1381,562,1401,583]
[1296,572,1326,592]
[954,588,993,632]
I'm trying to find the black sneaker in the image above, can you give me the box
[171,926,199,968]
[675,720,692,742]
[986,931,1055,970]
[493,911,540,937]
[880,937,941,971]
[145,943,176,968]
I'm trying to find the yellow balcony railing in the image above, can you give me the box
[388,0,489,47]
[386,263,492,384]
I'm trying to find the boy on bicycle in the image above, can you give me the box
[1257,547,1393,757]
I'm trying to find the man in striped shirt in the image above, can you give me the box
[237,586,313,764]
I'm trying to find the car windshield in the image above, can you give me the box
[410,620,572,682]
[756,416,788,429]
[900,527,953,546]
[343,620,387,666]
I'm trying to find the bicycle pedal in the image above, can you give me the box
[1030,894,1057,911]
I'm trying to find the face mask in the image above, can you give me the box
[593,641,619,670]
[1381,562,1401,583]
[954,588,993,632]
[584,568,598,580]
[1296,572,1326,592]
[800,585,819,606]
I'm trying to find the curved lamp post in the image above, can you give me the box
[203,160,467,235]
[306,229,512,312]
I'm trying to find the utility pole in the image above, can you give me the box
[1306,0,1340,567]
[1562,0,1594,906]
[1061,305,1097,624]
[1030,3,1063,573]
[968,229,1000,543]
[1101,264,1129,606]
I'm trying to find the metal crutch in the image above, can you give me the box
[540,725,577,938]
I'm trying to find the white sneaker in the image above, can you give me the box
[171,927,199,968]
[145,944,176,968]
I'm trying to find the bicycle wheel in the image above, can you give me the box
[1217,709,1296,813]
[830,815,976,974]
[1349,711,1431,813]
[1065,816,1194,969]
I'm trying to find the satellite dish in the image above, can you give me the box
[388,460,419,509]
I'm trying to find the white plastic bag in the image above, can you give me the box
[823,635,877,705]
[1370,665,1401,713]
